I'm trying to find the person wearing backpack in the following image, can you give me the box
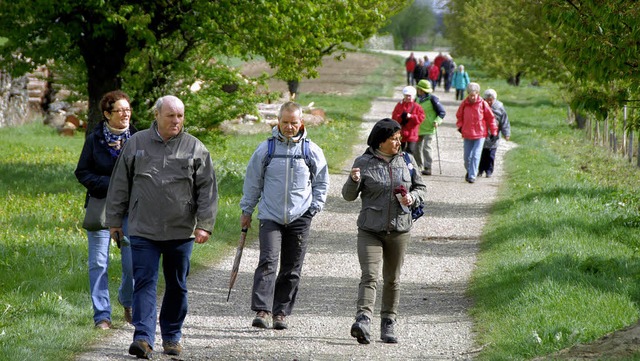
[415,79,446,175]
[240,101,329,330]
[456,83,498,183]
[342,118,427,345]
[451,65,471,100]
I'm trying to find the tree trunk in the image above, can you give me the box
[77,29,128,135]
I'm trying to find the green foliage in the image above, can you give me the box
[379,0,435,50]
[0,0,406,132]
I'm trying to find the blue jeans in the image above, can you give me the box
[463,138,485,181]
[130,236,194,348]
[251,214,312,316]
[87,216,133,325]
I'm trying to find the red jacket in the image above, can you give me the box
[428,65,440,81]
[456,98,497,140]
[392,100,425,142]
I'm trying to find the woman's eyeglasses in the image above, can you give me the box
[111,108,132,115]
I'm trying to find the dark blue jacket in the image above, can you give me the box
[75,122,137,206]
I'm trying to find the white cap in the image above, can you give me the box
[402,86,416,98]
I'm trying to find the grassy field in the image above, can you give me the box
[0,52,402,361]
[464,62,640,359]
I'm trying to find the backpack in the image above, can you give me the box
[402,152,425,221]
[263,136,316,181]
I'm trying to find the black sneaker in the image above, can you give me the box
[129,339,153,359]
[273,314,288,330]
[162,340,182,356]
[252,310,271,329]
[350,314,371,344]
[380,318,398,343]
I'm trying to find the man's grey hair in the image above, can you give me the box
[278,101,303,119]
[484,89,497,100]
[153,95,183,114]
[467,82,481,94]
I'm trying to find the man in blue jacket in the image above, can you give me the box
[240,101,329,330]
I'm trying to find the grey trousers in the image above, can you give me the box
[416,134,434,170]
[251,215,312,316]
[355,229,410,321]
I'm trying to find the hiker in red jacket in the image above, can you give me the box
[392,86,425,155]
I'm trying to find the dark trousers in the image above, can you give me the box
[251,214,312,316]
[130,236,193,348]
[479,147,497,175]
[402,141,418,155]
[456,89,465,100]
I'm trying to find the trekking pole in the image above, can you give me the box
[435,128,442,175]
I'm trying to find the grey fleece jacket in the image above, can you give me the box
[342,148,427,233]
[105,122,218,240]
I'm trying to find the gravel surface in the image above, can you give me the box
[76,83,516,361]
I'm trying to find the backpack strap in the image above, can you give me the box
[263,137,315,181]
[403,152,415,178]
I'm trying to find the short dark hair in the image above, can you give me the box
[100,90,131,116]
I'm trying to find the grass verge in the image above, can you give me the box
[0,51,402,361]
[468,71,640,359]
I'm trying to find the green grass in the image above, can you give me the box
[0,51,402,361]
[468,72,640,359]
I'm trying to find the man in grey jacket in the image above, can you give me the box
[479,89,511,177]
[106,95,218,359]
[240,101,329,330]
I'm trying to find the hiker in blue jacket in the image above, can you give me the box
[240,101,329,330]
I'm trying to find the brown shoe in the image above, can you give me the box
[273,314,288,330]
[94,320,111,330]
[129,339,153,359]
[251,310,271,328]
[124,307,133,324]
[162,340,182,356]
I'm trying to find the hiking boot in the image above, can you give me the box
[350,314,371,344]
[124,307,133,324]
[421,168,432,176]
[94,319,111,330]
[486,171,493,178]
[380,318,398,343]
[252,310,271,329]
[129,339,153,359]
[273,314,288,330]
[162,340,182,356]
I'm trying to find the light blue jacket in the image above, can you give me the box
[240,126,329,224]
[451,70,471,90]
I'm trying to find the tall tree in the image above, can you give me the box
[380,0,436,50]
[0,0,407,131]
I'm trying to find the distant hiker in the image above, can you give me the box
[415,80,446,175]
[391,86,425,155]
[451,65,471,101]
[456,83,498,183]
[405,52,417,85]
[479,89,511,177]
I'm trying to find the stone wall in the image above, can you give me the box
[0,66,48,128]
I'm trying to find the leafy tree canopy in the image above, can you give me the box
[0,0,406,132]
[380,0,435,50]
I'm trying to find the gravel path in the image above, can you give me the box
[77,84,515,361]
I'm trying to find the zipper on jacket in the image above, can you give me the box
[386,161,394,234]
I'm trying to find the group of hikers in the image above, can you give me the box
[400,52,511,182]
[405,51,471,100]
[74,50,511,358]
